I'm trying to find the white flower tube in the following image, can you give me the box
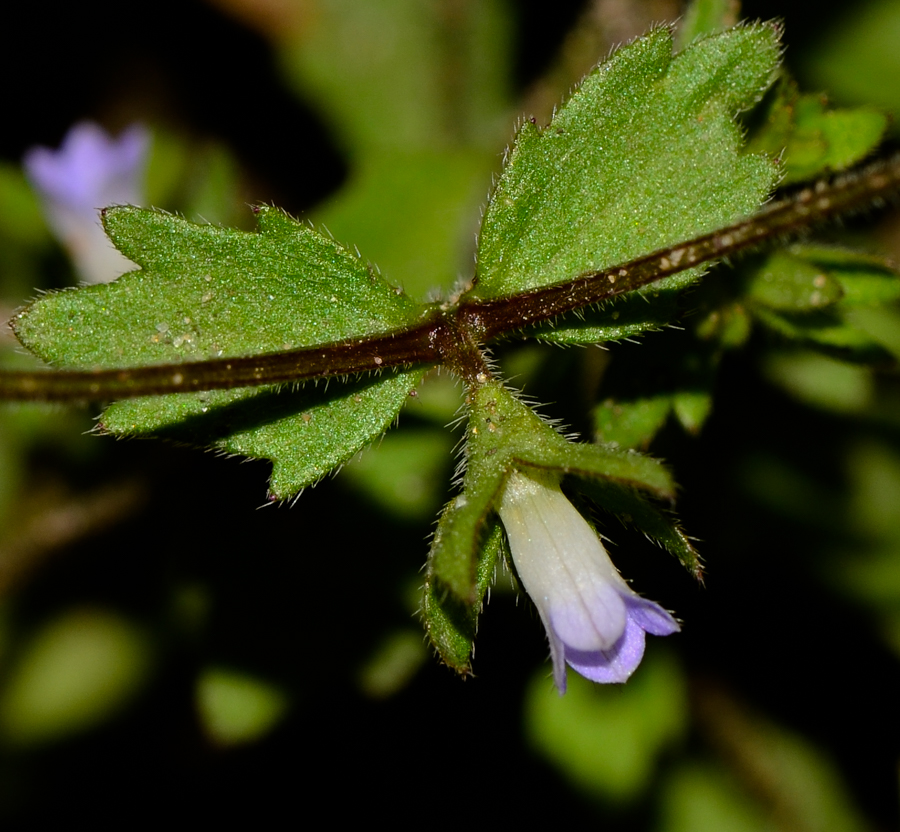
[499,470,679,692]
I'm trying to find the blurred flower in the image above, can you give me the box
[24,122,149,284]
[499,470,679,693]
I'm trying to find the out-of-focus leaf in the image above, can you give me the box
[783,94,886,184]
[676,0,740,49]
[689,689,872,832]
[803,0,900,121]
[594,395,672,450]
[525,650,686,804]
[315,150,492,299]
[279,0,512,156]
[342,427,454,521]
[357,629,427,699]
[659,764,769,832]
[0,608,152,746]
[746,78,886,184]
[195,667,289,748]
[745,249,844,311]
[764,351,874,414]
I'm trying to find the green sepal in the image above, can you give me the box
[577,478,702,580]
[423,516,505,675]
[423,380,682,672]
[426,382,676,606]
[472,24,779,301]
[426,462,508,605]
[746,77,887,185]
[14,206,430,497]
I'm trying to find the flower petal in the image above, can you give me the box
[23,122,149,284]
[548,579,626,652]
[565,613,647,684]
[623,594,681,636]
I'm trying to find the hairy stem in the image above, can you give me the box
[1,152,899,403]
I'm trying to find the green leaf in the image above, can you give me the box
[525,650,687,803]
[784,95,886,184]
[195,667,289,748]
[745,244,900,366]
[594,395,673,450]
[745,249,844,311]
[752,306,892,363]
[472,25,779,303]
[315,150,493,300]
[104,371,426,501]
[746,78,887,185]
[676,0,741,49]
[14,206,429,497]
[792,245,900,306]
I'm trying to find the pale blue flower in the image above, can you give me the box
[499,470,679,692]
[24,122,149,284]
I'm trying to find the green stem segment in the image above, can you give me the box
[2,152,899,402]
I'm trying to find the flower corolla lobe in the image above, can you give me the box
[24,122,149,284]
[498,470,679,692]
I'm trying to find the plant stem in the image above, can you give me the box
[1,152,899,403]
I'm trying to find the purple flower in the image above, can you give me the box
[24,122,149,284]
[498,470,679,693]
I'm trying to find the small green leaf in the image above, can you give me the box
[752,306,892,363]
[745,245,900,366]
[792,245,900,306]
[786,95,886,183]
[745,249,844,311]
[746,78,887,185]
[672,388,713,434]
[525,650,687,803]
[594,395,673,450]
[195,667,289,748]
[14,206,430,497]
[472,25,779,301]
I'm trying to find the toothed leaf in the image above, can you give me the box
[472,25,780,308]
[13,206,429,498]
